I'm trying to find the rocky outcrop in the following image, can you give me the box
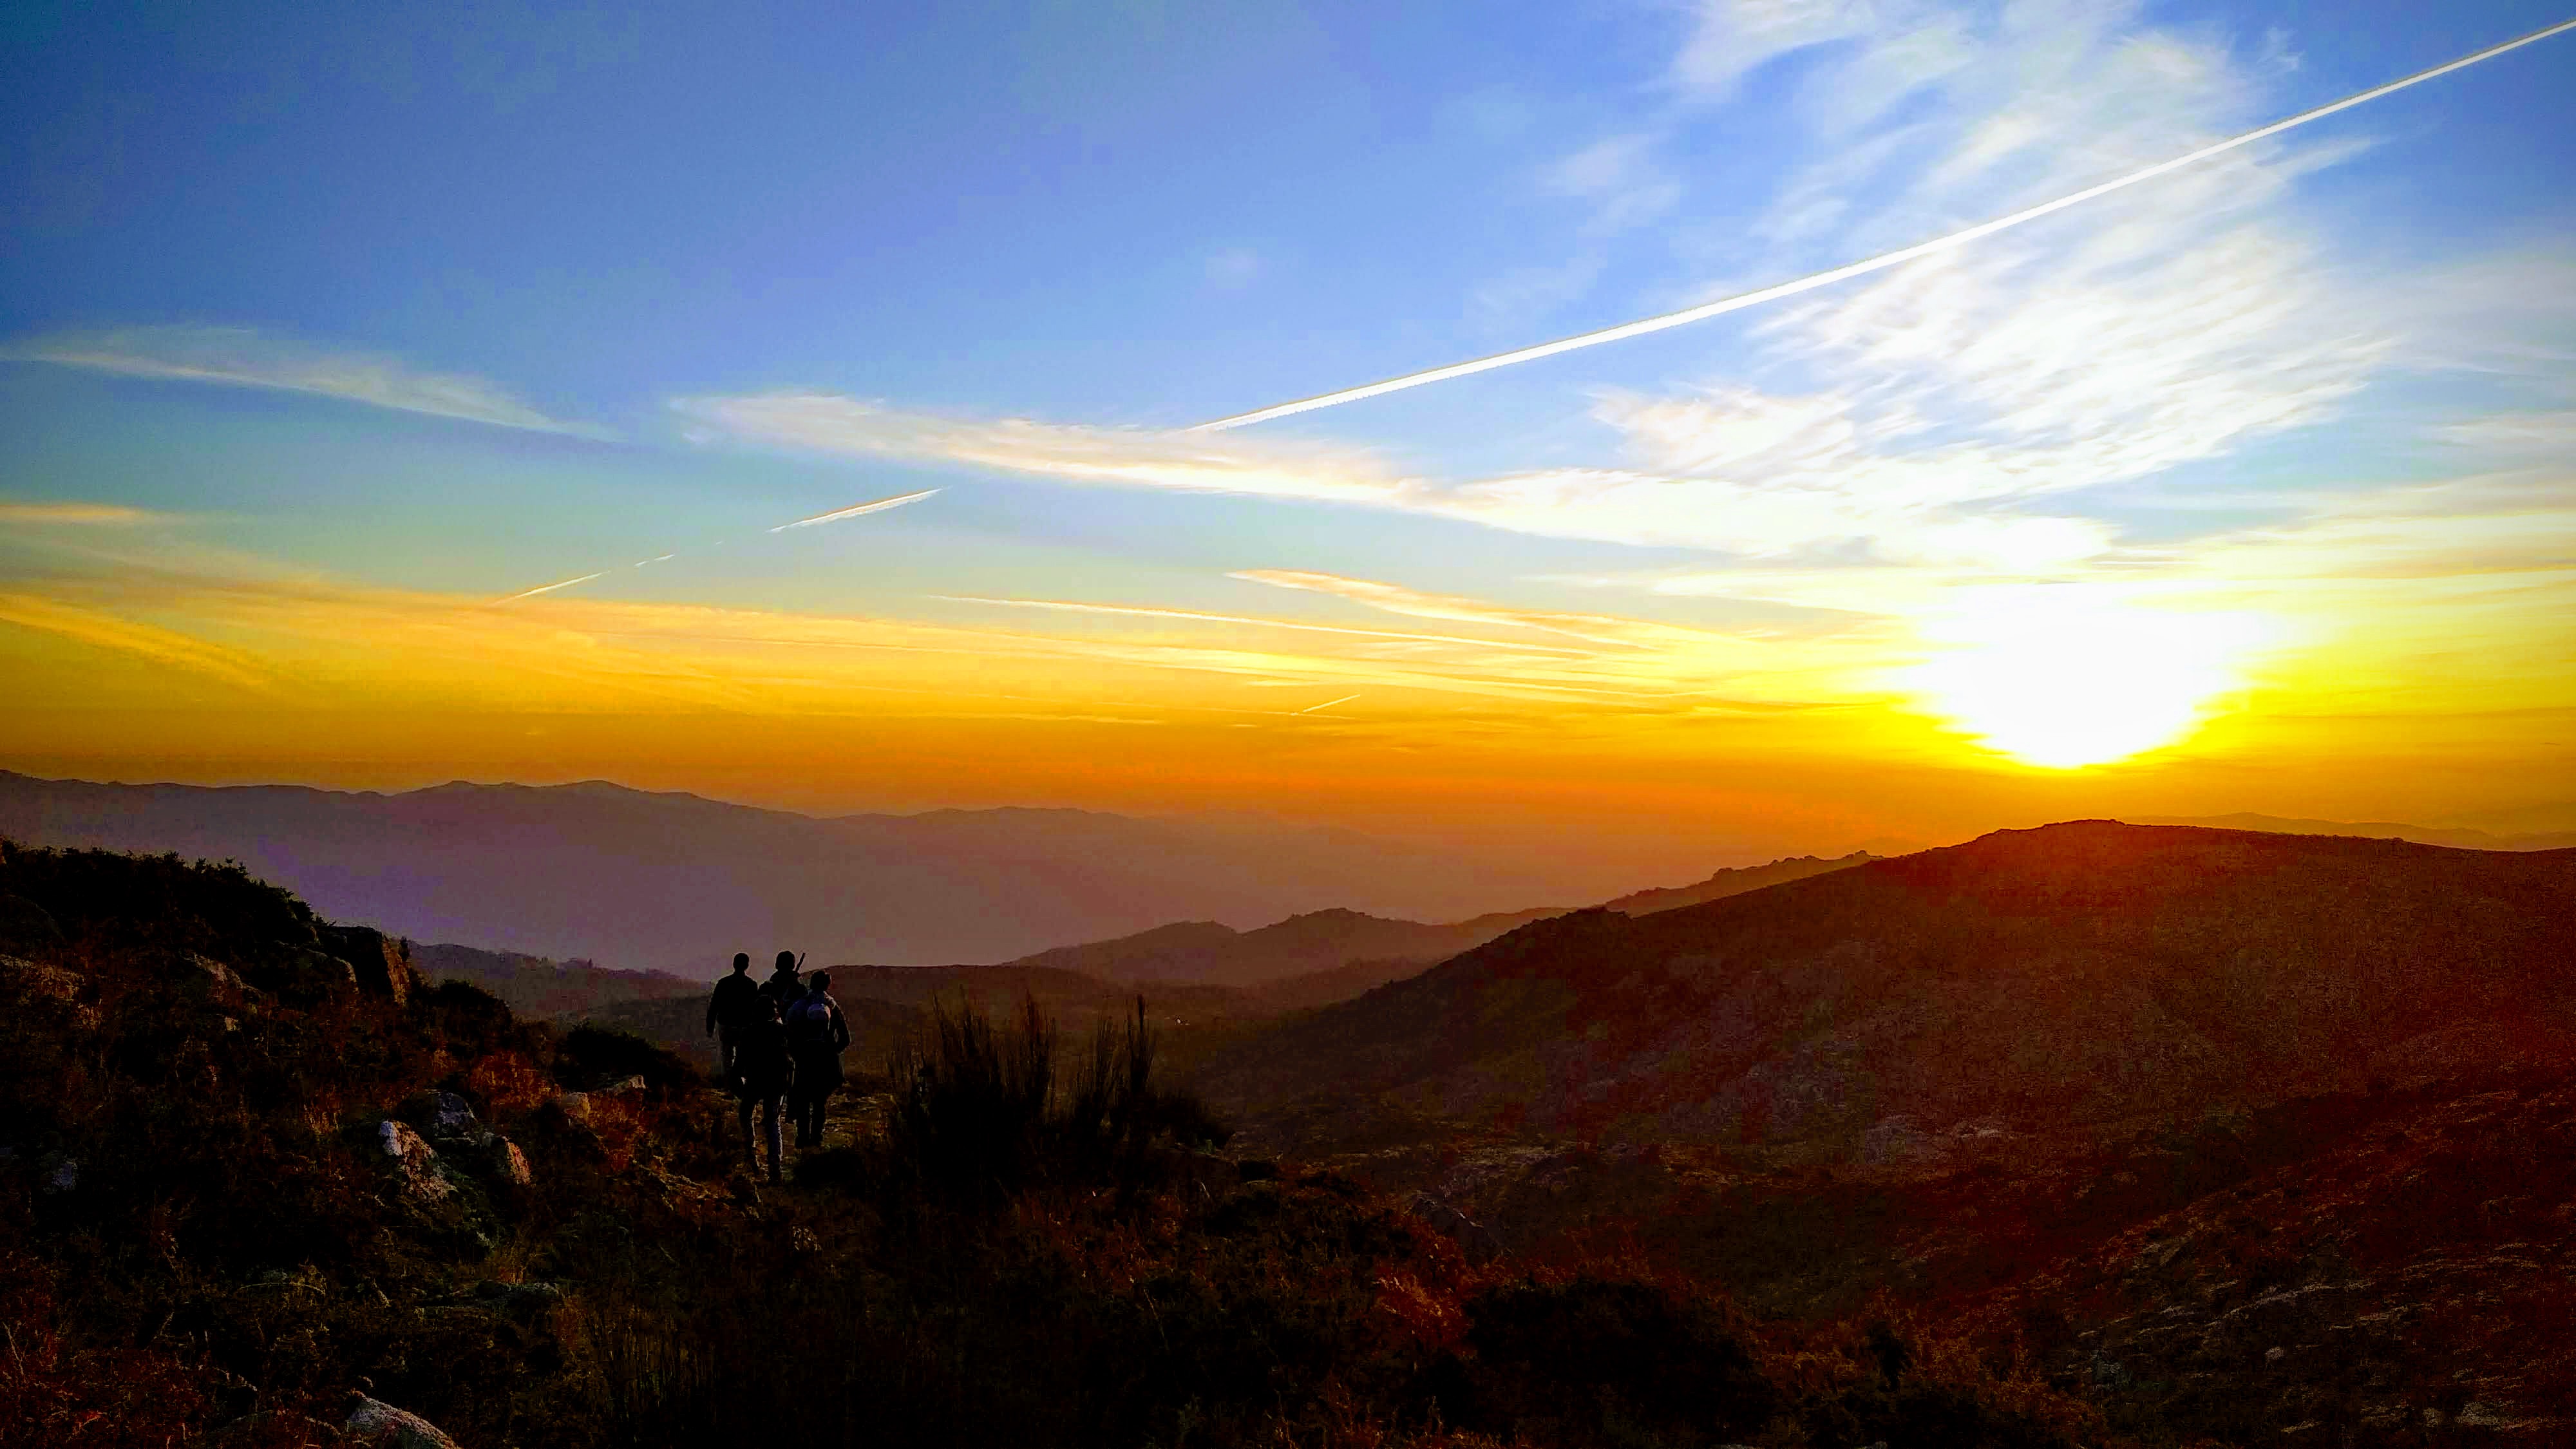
[376,1120,455,1203]
[248,946,357,1005]
[396,1090,534,1191]
[323,924,421,1005]
[345,1396,460,1448]
[487,1137,533,1187]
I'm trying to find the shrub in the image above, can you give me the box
[556,1025,698,1093]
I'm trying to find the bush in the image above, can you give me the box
[883,994,1227,1208]
[557,1025,699,1092]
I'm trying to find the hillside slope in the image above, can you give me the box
[1200,822,2576,1153]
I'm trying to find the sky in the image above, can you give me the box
[3,0,2571,883]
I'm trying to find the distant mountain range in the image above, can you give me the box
[0,771,1576,970]
[999,851,1884,991]
[1200,822,2576,1155]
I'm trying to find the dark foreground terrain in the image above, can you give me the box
[2,826,2570,1446]
[0,838,2097,1448]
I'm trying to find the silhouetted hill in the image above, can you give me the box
[1003,905,1566,987]
[1202,822,2576,1154]
[1599,850,1879,915]
[0,770,1569,969]
[2129,811,2576,851]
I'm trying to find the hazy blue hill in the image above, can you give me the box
[1003,904,1567,987]
[0,770,1569,970]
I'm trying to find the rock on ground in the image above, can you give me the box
[345,1396,460,1448]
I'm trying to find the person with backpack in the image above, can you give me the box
[705,952,762,1085]
[732,992,794,1183]
[761,949,804,1015]
[783,969,851,1151]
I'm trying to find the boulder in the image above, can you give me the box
[344,1396,460,1449]
[375,1120,455,1203]
[322,925,421,1005]
[486,1137,533,1188]
[379,1119,430,1160]
[400,1090,479,1141]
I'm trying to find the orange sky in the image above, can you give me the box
[5,538,2567,893]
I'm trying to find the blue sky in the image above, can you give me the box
[2,0,2571,844]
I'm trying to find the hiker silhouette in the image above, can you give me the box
[761,949,804,1014]
[732,994,793,1182]
[706,952,761,1084]
[784,969,852,1150]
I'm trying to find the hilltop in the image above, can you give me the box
[1597,851,1880,916]
[1199,821,2576,1153]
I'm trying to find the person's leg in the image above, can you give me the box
[717,1030,739,1084]
[761,1095,784,1180]
[735,1095,755,1161]
[808,1076,836,1148]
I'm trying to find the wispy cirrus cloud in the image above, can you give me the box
[0,592,273,693]
[1,326,606,437]
[0,501,173,526]
[679,392,1423,507]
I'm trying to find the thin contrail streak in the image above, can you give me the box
[1191,16,2576,433]
[1297,693,1361,714]
[495,571,607,603]
[494,490,938,601]
[769,488,940,531]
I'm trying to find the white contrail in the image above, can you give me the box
[1297,692,1361,714]
[1192,16,2576,433]
[494,571,607,603]
[768,487,940,531]
[492,490,937,601]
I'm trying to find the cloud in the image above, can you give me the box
[680,393,1425,507]
[1671,0,1879,99]
[1,327,605,437]
[0,502,171,526]
[0,592,272,692]
[1231,569,1758,649]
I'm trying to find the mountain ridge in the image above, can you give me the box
[0,769,1575,969]
[1199,821,2576,1157]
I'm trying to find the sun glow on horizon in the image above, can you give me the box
[1911,592,2272,770]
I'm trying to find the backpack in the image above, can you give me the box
[786,993,836,1048]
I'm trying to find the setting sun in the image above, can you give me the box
[1911,592,2270,769]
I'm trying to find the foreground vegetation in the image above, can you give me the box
[0,840,2111,1447]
